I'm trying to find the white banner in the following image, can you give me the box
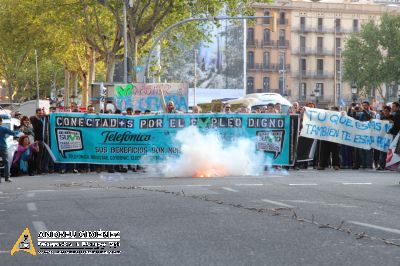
[386,133,400,168]
[300,108,393,152]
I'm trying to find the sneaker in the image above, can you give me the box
[376,167,384,171]
[5,178,12,182]
[73,169,79,174]
[333,166,340,170]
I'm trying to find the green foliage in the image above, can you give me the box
[343,14,400,100]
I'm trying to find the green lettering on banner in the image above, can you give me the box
[115,84,133,97]
[197,117,212,128]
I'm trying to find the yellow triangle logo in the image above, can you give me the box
[10,227,36,256]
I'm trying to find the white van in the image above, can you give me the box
[226,93,292,113]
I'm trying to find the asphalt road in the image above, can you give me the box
[0,169,399,266]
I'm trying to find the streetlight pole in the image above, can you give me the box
[339,47,342,106]
[35,49,40,108]
[279,50,286,96]
[194,49,198,106]
[144,15,274,83]
[123,0,128,83]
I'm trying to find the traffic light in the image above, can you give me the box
[267,11,277,32]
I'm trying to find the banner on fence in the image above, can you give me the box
[300,107,393,152]
[113,83,188,113]
[49,113,298,166]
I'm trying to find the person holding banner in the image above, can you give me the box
[377,105,393,170]
[317,107,341,171]
[358,101,374,169]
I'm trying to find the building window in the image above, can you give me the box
[300,17,306,30]
[335,18,341,32]
[263,52,270,68]
[300,58,307,75]
[317,59,324,76]
[317,18,323,31]
[336,37,341,54]
[247,77,254,93]
[247,51,254,68]
[316,83,324,97]
[247,28,254,45]
[300,36,306,53]
[353,19,359,32]
[317,37,323,53]
[278,29,285,43]
[263,77,270,92]
[263,10,270,24]
[299,83,307,100]
[279,12,286,25]
[263,28,270,45]
[336,59,341,75]
[279,52,285,70]
[279,77,284,94]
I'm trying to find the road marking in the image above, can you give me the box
[222,187,239,193]
[27,203,37,212]
[261,199,295,208]
[235,183,263,186]
[27,192,35,197]
[32,221,48,234]
[0,196,9,199]
[27,189,56,193]
[78,188,104,191]
[348,221,400,235]
[0,210,5,212]
[342,183,372,185]
[182,185,211,187]
[0,250,10,254]
[282,200,358,208]
[0,233,6,235]
[289,183,318,186]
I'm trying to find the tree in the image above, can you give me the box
[343,14,400,101]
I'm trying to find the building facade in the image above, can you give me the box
[248,0,400,106]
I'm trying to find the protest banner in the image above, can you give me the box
[49,113,298,166]
[300,107,393,152]
[113,83,188,112]
[386,133,400,169]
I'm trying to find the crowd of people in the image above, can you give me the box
[0,98,398,183]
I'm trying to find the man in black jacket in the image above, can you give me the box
[389,102,400,136]
[30,108,46,174]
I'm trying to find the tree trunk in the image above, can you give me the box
[105,52,115,82]
[84,48,96,107]
[64,69,70,108]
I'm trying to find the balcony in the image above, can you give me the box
[278,18,288,25]
[277,64,291,72]
[315,26,333,34]
[294,70,313,78]
[292,47,311,55]
[276,39,289,48]
[262,39,274,47]
[292,25,313,33]
[247,63,262,71]
[314,71,334,79]
[262,63,276,71]
[247,39,256,47]
[315,48,334,56]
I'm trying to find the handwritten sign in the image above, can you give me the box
[300,107,393,152]
[114,83,188,112]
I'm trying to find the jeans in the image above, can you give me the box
[0,148,10,179]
